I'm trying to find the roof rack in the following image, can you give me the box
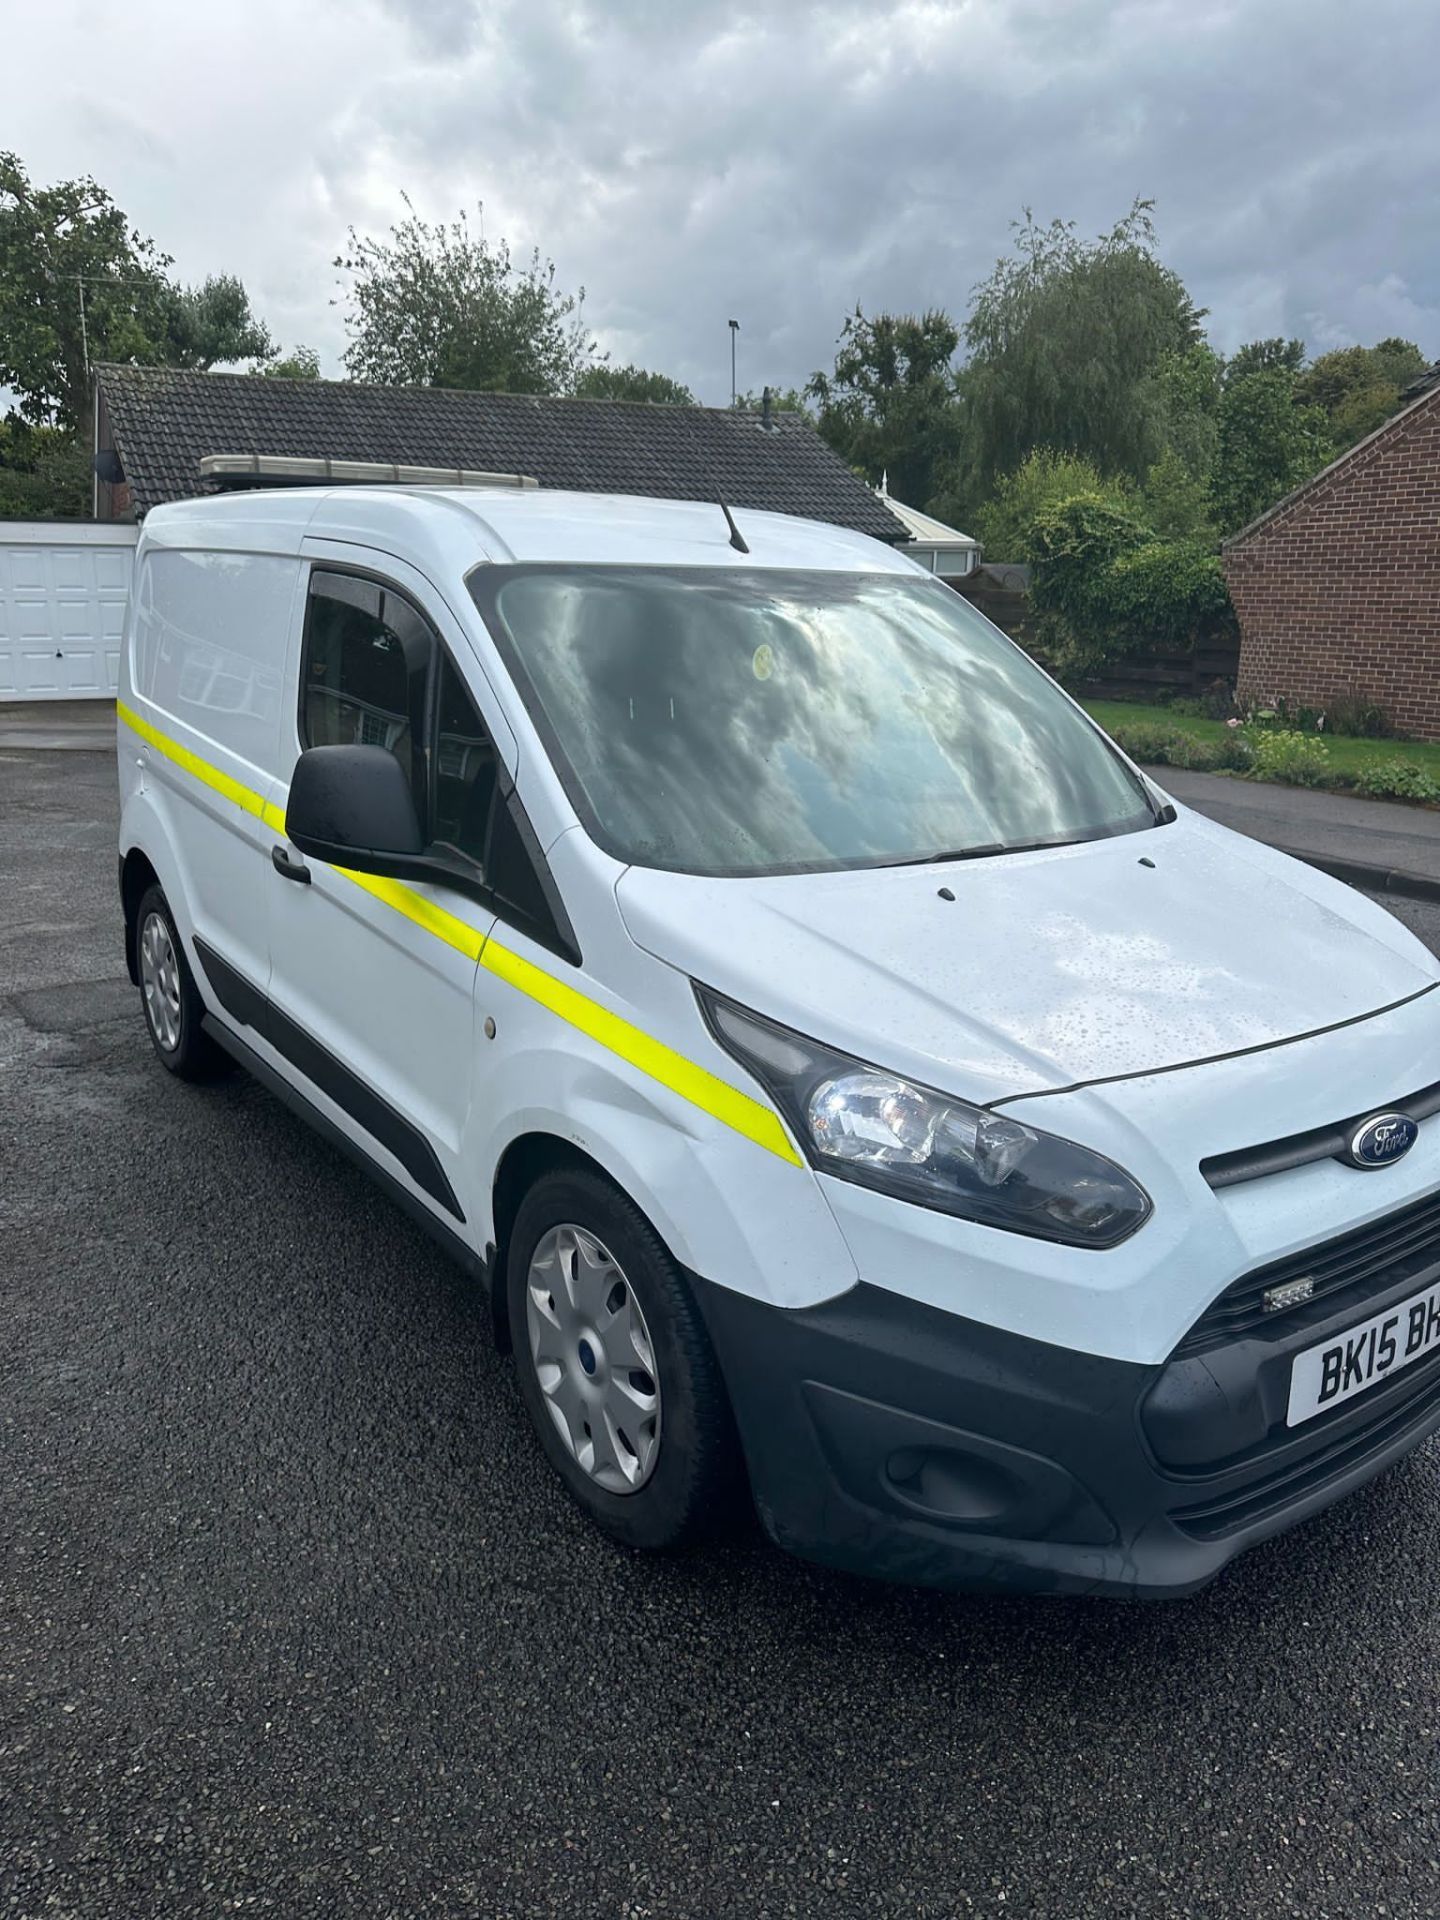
[197,453,539,490]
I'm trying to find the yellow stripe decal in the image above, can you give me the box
[118,702,801,1163]
[341,868,490,961]
[120,700,276,824]
[479,936,802,1165]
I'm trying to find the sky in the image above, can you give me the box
[6,0,1439,406]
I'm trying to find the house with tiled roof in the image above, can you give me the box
[91,365,906,547]
[1223,364,1440,741]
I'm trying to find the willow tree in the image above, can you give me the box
[962,199,1204,497]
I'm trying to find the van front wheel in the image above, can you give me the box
[506,1168,742,1551]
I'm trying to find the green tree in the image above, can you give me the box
[1222,337,1306,386]
[1105,539,1234,650]
[336,199,595,394]
[263,345,322,380]
[0,150,165,429]
[574,363,695,404]
[1022,492,1232,676]
[972,448,1121,558]
[734,386,811,415]
[1212,369,1331,533]
[0,415,89,517]
[0,151,273,431]
[1022,493,1151,669]
[1369,336,1432,390]
[807,307,963,508]
[160,275,275,370]
[1139,445,1216,541]
[1294,337,1429,450]
[1145,342,1223,490]
[961,199,1203,495]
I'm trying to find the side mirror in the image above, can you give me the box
[285,744,425,873]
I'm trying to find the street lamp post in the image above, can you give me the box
[728,319,739,406]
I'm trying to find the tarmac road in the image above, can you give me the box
[5,745,1440,1919]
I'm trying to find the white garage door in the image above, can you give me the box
[0,522,137,701]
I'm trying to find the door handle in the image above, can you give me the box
[271,844,311,885]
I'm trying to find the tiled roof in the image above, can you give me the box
[95,364,906,543]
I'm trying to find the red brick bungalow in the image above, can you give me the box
[1223,363,1440,740]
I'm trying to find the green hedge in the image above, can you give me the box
[1022,493,1236,678]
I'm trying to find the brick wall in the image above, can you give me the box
[1224,385,1440,740]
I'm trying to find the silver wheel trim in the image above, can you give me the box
[525,1224,662,1494]
[139,911,183,1053]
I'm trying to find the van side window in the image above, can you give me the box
[301,573,428,798]
[299,566,575,961]
[432,652,499,868]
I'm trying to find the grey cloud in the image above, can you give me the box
[355,0,1439,399]
[8,0,1438,406]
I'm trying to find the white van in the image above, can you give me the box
[118,486,1440,1596]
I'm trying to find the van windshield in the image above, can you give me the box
[470,565,1156,878]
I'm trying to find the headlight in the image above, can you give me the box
[697,986,1151,1249]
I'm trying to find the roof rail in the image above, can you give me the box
[197,453,539,489]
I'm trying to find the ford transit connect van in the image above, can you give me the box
[118,486,1440,1596]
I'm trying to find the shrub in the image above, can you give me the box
[1139,445,1216,543]
[1107,722,1185,766]
[1023,494,1154,677]
[975,450,1122,561]
[1242,695,1323,734]
[1163,734,1226,772]
[1246,729,1332,787]
[1211,729,1255,771]
[1022,495,1237,680]
[1352,760,1440,804]
[1324,691,1396,740]
[1105,539,1237,652]
[1106,722,1255,775]
[0,416,90,518]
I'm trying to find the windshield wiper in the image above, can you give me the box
[892,836,1080,869]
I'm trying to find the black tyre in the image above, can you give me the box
[506,1167,743,1550]
[134,883,227,1081]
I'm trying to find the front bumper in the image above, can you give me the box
[692,1260,1440,1598]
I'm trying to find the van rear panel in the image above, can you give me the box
[120,538,305,1007]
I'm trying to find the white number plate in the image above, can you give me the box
[1287,1279,1440,1426]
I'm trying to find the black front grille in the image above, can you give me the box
[1200,1073,1440,1190]
[1177,1188,1440,1356]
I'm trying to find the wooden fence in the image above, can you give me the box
[1075,640,1240,703]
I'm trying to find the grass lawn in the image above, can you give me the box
[1083,698,1440,787]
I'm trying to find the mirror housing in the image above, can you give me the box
[285,744,425,874]
[283,741,581,966]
